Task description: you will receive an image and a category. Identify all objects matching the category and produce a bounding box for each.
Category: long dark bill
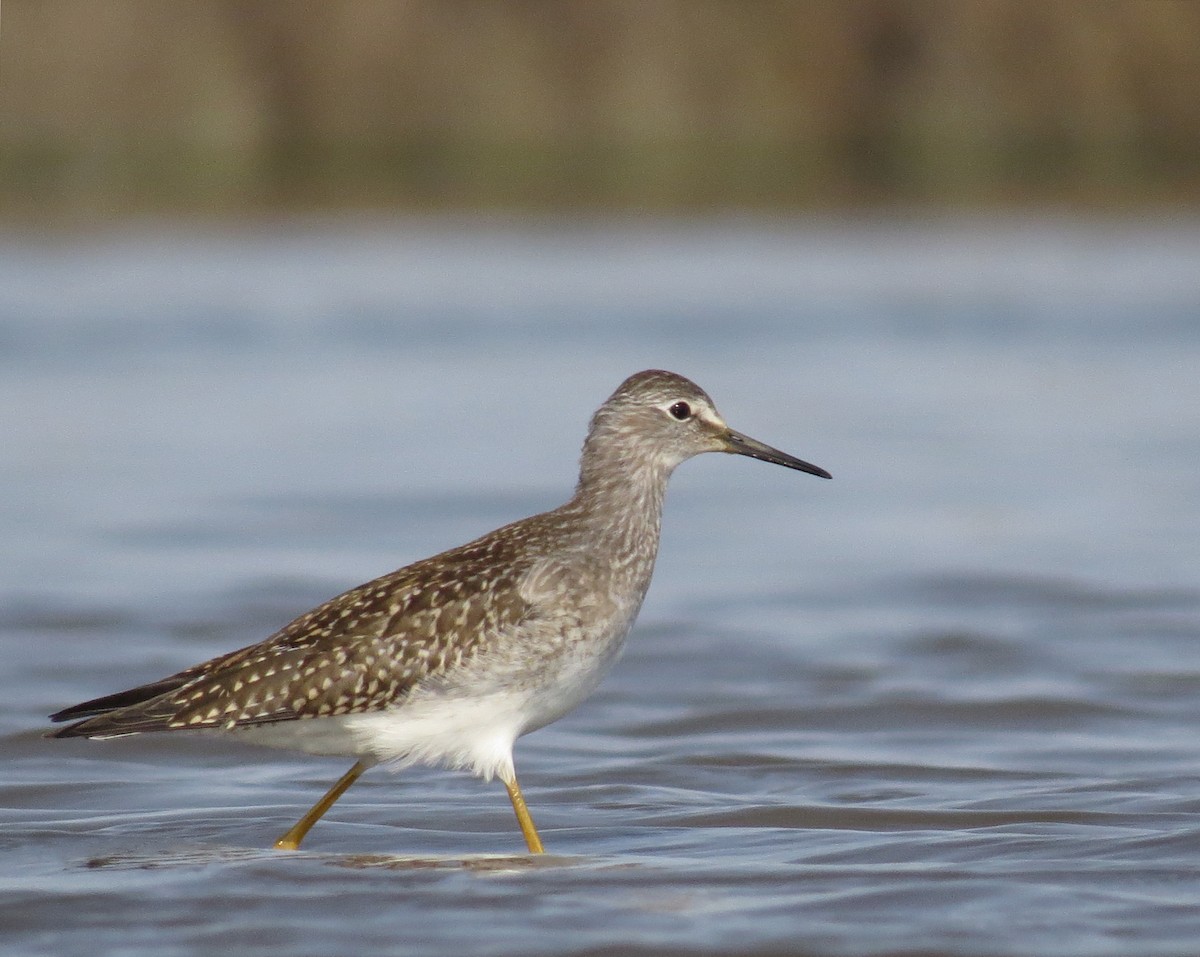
[724,429,832,479]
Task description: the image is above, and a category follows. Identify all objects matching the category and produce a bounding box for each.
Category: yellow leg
[274,760,369,851]
[502,773,545,854]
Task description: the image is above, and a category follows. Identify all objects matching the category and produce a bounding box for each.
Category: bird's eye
[669,401,692,420]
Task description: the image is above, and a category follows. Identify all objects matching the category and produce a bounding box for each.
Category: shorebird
[48,370,830,853]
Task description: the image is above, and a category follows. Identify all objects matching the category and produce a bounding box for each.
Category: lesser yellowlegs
[48,370,830,853]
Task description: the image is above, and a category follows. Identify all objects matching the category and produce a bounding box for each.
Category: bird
[48,369,830,854]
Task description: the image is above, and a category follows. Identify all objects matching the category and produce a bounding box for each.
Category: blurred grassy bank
[4,0,1200,220]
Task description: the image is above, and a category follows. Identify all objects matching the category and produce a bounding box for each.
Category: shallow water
[3,215,1200,956]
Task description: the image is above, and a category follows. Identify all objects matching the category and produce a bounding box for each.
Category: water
[3,215,1199,956]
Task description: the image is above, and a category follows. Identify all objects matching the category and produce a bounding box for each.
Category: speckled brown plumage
[48,369,830,852]
[52,532,538,736]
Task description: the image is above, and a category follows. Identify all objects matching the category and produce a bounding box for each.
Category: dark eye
[669,401,692,420]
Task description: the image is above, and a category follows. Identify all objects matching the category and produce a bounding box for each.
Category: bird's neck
[569,447,671,567]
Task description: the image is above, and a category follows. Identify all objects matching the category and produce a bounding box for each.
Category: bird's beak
[722,429,832,479]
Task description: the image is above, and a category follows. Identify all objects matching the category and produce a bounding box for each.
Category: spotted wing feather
[48,531,535,739]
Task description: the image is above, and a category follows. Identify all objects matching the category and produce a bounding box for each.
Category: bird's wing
[48,542,534,739]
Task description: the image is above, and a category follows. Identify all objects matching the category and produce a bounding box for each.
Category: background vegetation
[4,0,1200,219]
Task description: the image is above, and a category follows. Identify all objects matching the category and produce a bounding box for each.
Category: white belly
[234,608,635,782]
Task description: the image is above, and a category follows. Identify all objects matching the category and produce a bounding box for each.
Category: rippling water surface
[3,216,1200,956]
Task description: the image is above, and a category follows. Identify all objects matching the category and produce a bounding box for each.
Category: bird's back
[48,512,563,739]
